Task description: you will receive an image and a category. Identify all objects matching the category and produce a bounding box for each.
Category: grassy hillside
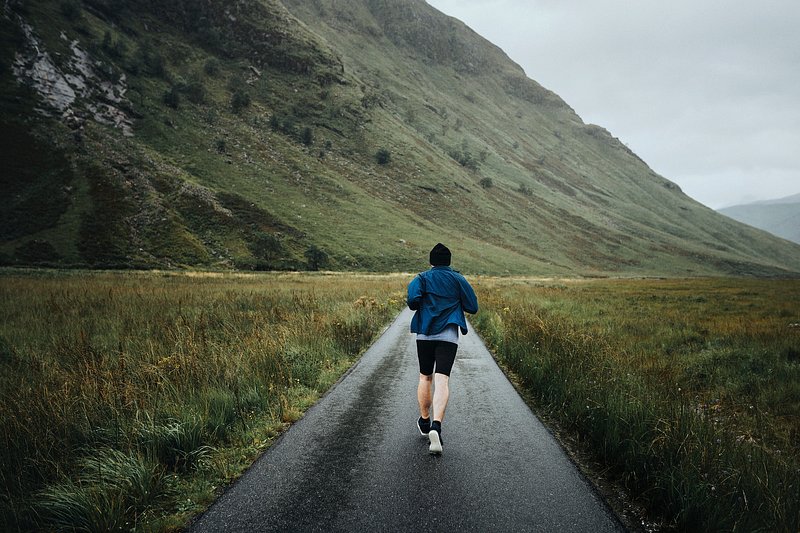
[3,0,800,276]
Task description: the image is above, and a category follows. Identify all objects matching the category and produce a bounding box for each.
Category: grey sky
[426,0,800,209]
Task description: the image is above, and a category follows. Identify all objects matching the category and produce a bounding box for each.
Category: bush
[101,31,126,59]
[375,148,391,165]
[448,147,479,171]
[163,87,180,109]
[269,114,318,147]
[479,177,494,189]
[300,127,314,146]
[230,90,251,114]
[249,232,282,263]
[60,0,82,21]
[14,240,61,264]
[203,58,220,76]
[304,245,328,271]
[135,42,166,78]
[182,80,206,105]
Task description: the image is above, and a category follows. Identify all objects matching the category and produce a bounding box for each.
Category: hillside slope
[2,0,800,276]
[719,194,800,245]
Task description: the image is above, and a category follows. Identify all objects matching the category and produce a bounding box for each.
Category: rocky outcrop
[10,12,134,136]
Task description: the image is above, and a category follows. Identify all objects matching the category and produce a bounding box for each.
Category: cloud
[427,0,800,208]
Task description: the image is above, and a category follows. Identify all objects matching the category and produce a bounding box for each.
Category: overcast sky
[426,0,800,209]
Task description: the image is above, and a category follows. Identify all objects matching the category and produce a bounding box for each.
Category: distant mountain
[719,194,800,245]
[749,193,800,206]
[3,0,800,276]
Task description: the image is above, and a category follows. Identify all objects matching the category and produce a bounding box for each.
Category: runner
[407,243,478,454]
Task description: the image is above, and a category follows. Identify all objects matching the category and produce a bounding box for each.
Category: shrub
[479,177,493,189]
[60,0,82,21]
[230,90,251,114]
[249,232,282,263]
[300,127,314,146]
[268,114,281,131]
[101,31,126,59]
[135,42,166,78]
[14,240,61,264]
[517,184,533,196]
[269,114,318,145]
[448,147,479,171]
[203,58,220,76]
[375,148,391,165]
[304,245,328,271]
[163,86,180,109]
[182,79,206,105]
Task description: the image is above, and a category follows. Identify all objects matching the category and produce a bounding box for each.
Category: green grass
[473,277,800,531]
[4,270,799,530]
[0,269,406,531]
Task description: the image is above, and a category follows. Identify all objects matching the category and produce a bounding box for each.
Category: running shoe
[417,417,431,436]
[429,421,443,454]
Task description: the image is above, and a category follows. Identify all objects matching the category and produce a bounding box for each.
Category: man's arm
[407,274,424,310]
[459,277,479,314]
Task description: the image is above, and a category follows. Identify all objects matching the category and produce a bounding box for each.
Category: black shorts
[416,340,458,377]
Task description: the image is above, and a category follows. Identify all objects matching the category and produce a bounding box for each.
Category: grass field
[472,277,800,531]
[2,271,798,531]
[0,269,406,531]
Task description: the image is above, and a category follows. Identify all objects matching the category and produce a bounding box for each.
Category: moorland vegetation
[0,270,405,530]
[474,277,800,531]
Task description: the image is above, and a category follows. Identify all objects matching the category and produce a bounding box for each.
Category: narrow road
[189,309,625,532]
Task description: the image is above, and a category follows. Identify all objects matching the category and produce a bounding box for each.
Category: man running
[407,243,478,454]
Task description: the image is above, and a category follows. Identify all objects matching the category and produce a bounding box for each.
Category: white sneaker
[428,429,442,455]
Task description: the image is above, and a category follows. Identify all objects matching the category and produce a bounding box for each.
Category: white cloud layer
[427,0,800,209]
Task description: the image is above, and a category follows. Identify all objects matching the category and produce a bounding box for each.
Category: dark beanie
[430,243,451,266]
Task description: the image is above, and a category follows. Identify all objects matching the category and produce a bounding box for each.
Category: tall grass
[473,278,800,531]
[0,270,405,531]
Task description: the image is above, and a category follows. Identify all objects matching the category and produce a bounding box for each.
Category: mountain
[3,0,800,276]
[719,194,800,245]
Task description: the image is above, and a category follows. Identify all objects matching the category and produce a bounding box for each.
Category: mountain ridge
[726,192,800,207]
[719,194,800,245]
[2,0,800,276]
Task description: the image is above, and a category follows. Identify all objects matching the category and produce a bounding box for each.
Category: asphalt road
[189,308,625,532]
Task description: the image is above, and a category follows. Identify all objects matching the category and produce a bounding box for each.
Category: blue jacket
[407,266,478,335]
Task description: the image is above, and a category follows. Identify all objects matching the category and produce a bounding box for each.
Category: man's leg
[429,373,449,454]
[416,341,436,435]
[428,342,456,454]
[432,373,450,422]
[417,373,433,418]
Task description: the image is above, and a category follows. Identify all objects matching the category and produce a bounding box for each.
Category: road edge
[468,327,652,533]
[183,309,407,531]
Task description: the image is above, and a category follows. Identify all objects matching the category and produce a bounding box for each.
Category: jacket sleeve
[459,277,479,314]
[407,274,424,310]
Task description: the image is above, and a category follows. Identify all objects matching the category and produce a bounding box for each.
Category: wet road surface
[189,308,625,532]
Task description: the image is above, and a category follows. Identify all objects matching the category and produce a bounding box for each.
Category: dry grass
[0,269,405,531]
[473,277,800,532]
